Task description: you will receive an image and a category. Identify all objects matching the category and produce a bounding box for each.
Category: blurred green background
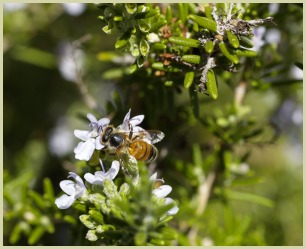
[3,3,302,246]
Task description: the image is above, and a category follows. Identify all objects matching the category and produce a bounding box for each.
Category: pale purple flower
[74,113,110,161]
[84,160,120,184]
[251,26,266,52]
[55,172,86,209]
[119,109,144,132]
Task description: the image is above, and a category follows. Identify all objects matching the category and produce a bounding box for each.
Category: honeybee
[100,125,165,179]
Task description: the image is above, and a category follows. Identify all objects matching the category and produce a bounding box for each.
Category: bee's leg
[128,123,133,139]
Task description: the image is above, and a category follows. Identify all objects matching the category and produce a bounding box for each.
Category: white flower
[74,113,110,161]
[55,172,86,209]
[119,109,144,132]
[146,33,160,43]
[151,175,179,216]
[84,160,120,184]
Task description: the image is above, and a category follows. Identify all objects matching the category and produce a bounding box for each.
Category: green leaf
[159,226,177,240]
[138,19,151,33]
[43,178,55,201]
[239,35,254,48]
[135,231,147,245]
[188,3,198,14]
[102,25,115,35]
[183,71,195,89]
[152,62,165,70]
[119,183,130,197]
[28,226,45,245]
[158,215,173,225]
[226,190,274,208]
[89,209,104,225]
[218,42,239,64]
[216,3,229,14]
[11,46,56,69]
[103,179,118,198]
[28,190,46,209]
[192,143,202,166]
[9,222,27,244]
[169,36,200,48]
[113,16,123,21]
[151,43,167,51]
[234,48,257,57]
[206,69,218,99]
[131,48,140,57]
[166,5,172,23]
[178,3,189,23]
[125,3,137,14]
[115,31,131,50]
[102,68,124,79]
[226,30,240,48]
[231,177,264,187]
[204,40,214,53]
[137,56,146,68]
[182,54,201,64]
[63,215,78,225]
[135,9,159,19]
[139,39,150,56]
[149,19,167,32]
[79,215,95,229]
[149,238,165,246]
[204,4,214,20]
[126,64,138,74]
[73,203,87,213]
[189,14,217,32]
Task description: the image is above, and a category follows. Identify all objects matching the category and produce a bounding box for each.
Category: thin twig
[188,170,217,245]
[196,170,217,215]
[70,35,98,110]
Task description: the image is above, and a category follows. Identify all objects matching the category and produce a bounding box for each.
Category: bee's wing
[117,151,139,181]
[144,130,165,144]
[116,130,165,144]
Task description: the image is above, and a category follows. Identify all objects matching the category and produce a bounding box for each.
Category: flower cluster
[55,110,179,241]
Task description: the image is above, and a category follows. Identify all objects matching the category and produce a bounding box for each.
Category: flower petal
[94,171,107,182]
[74,130,91,140]
[123,109,131,123]
[84,172,98,184]
[74,139,95,161]
[95,137,104,150]
[74,142,84,154]
[55,194,76,209]
[60,180,76,195]
[68,172,85,188]
[153,185,172,198]
[105,160,120,180]
[165,197,179,215]
[97,118,110,128]
[129,115,144,126]
[87,113,97,123]
[150,172,158,181]
[85,171,105,184]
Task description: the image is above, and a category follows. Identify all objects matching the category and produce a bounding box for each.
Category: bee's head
[101,125,114,143]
